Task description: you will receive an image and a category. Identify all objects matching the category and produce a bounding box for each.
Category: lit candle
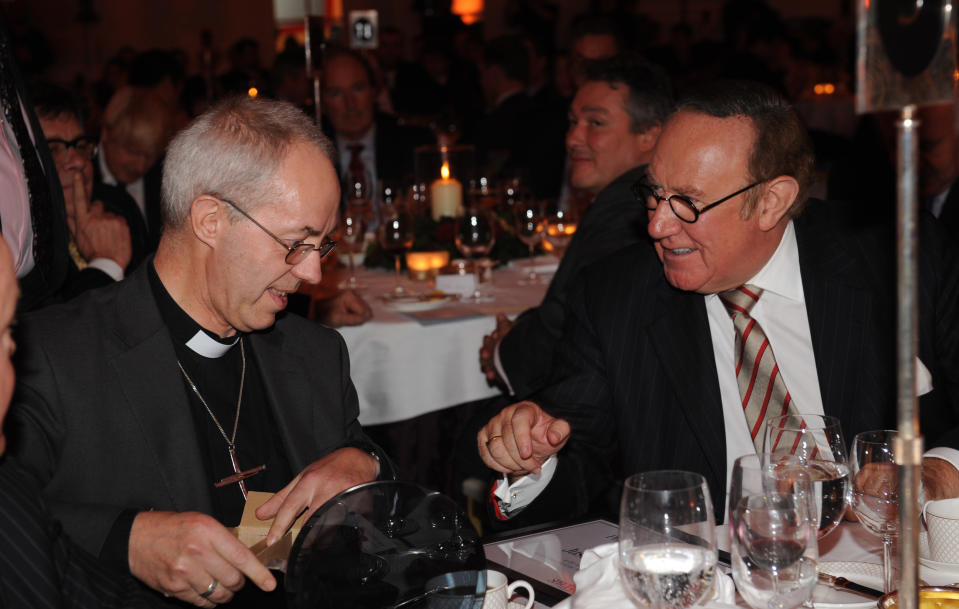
[405,250,450,280]
[430,161,462,221]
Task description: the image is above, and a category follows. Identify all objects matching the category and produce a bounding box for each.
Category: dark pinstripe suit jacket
[499,166,648,398]
[508,199,959,526]
[0,460,158,608]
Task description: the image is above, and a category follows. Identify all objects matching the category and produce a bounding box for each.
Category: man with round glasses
[478,80,959,526]
[9,96,389,607]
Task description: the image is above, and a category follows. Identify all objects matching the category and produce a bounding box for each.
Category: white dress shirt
[495,220,947,517]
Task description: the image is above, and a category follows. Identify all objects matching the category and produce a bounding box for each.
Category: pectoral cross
[214,445,265,500]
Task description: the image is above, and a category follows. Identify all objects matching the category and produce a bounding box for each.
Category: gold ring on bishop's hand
[486,435,503,448]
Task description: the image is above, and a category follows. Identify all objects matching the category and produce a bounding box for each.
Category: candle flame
[248,87,259,98]
[441,161,450,180]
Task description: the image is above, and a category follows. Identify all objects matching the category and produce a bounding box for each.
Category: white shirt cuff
[492,341,515,396]
[925,447,959,472]
[492,455,558,517]
[87,258,124,282]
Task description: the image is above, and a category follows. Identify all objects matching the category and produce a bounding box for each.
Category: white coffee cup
[484,570,535,609]
[923,497,959,563]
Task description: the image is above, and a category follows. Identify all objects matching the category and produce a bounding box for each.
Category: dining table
[484,519,959,609]
[330,259,554,426]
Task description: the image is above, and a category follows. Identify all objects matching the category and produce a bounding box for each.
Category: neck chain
[177,338,264,499]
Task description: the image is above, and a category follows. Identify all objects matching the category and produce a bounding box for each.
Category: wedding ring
[486,434,502,448]
[200,578,219,599]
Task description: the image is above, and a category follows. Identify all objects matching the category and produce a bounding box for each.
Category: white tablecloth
[337,265,549,425]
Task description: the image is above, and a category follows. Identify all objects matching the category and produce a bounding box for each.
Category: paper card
[228,491,310,572]
[435,273,476,298]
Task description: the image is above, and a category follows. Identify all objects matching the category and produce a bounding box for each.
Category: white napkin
[552,542,737,609]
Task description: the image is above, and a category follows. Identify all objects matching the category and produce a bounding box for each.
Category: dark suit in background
[0,460,160,608]
[500,166,648,398]
[506,200,959,527]
[325,112,434,186]
[9,262,376,558]
[93,158,163,254]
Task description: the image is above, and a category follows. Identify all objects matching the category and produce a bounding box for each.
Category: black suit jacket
[506,199,959,526]
[92,157,163,254]
[500,166,648,398]
[325,113,434,187]
[8,262,376,558]
[0,460,160,608]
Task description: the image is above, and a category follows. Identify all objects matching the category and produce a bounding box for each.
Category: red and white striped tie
[720,285,800,453]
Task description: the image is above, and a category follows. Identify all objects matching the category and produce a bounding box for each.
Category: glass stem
[347,250,356,286]
[527,244,536,280]
[882,536,894,593]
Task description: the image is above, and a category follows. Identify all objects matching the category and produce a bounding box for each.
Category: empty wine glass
[763,414,850,539]
[514,199,545,285]
[338,202,367,290]
[378,201,415,298]
[455,208,495,302]
[849,430,899,593]
[544,208,576,259]
[618,470,717,609]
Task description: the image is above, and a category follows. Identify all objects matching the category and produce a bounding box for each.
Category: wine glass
[729,455,818,609]
[469,174,499,210]
[378,201,415,298]
[763,414,850,539]
[849,430,899,593]
[338,202,367,290]
[514,199,545,285]
[618,470,717,609]
[455,208,495,302]
[543,208,576,259]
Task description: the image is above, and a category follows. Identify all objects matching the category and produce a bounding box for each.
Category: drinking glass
[378,201,415,298]
[455,208,495,302]
[763,414,850,539]
[514,199,545,285]
[338,202,367,290]
[618,470,717,609]
[543,209,576,259]
[728,454,818,609]
[849,430,899,593]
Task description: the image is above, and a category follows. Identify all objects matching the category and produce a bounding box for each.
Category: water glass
[618,470,717,609]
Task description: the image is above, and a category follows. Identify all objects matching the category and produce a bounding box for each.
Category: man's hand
[479,314,514,390]
[477,401,570,477]
[129,510,276,607]
[314,289,373,327]
[256,447,379,545]
[923,456,959,501]
[72,172,132,270]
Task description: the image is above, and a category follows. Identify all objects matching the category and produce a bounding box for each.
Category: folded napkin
[552,542,737,609]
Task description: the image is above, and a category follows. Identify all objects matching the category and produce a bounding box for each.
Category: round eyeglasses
[633,179,764,223]
[46,136,98,163]
[218,197,337,265]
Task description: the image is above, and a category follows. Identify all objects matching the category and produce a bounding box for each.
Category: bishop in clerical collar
[8,96,388,609]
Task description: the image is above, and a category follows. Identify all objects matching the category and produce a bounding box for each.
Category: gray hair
[161,96,336,229]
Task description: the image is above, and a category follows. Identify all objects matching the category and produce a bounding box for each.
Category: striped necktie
[720,285,799,452]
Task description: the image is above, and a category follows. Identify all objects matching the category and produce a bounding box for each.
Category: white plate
[813,561,885,609]
[381,293,457,312]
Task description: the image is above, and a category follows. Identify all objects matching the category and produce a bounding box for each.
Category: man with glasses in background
[477,80,959,527]
[9,96,389,607]
[32,82,148,298]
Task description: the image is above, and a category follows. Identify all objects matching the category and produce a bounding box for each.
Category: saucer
[919,555,959,574]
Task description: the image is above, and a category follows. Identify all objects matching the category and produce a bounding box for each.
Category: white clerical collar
[185,330,240,358]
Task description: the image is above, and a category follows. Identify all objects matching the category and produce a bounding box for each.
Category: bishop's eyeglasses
[218,197,337,265]
[633,179,764,223]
